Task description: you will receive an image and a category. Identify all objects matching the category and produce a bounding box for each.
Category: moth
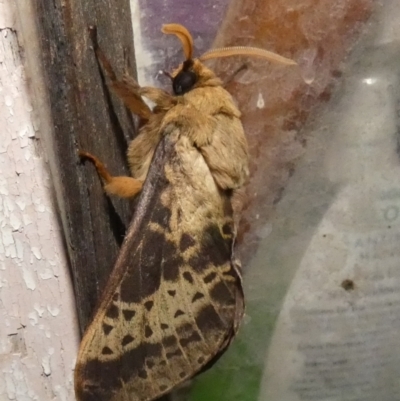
[75,23,295,401]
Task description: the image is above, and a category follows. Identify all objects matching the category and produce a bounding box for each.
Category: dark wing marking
[75,133,244,401]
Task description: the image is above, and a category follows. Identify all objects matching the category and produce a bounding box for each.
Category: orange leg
[79,151,142,198]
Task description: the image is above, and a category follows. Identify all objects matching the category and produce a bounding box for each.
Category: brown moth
[75,24,295,401]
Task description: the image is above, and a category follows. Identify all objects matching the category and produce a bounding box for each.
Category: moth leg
[88,25,152,120]
[79,151,143,198]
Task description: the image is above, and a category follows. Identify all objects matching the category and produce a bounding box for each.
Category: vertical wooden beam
[24,0,137,332]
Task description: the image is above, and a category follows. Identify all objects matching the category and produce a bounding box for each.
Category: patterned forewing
[75,133,244,401]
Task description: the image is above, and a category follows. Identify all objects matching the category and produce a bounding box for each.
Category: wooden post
[18,0,137,332]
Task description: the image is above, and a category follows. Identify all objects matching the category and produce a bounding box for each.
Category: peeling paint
[0,4,78,401]
[47,305,60,317]
[39,269,53,280]
[21,267,36,290]
[1,227,14,246]
[10,214,21,231]
[15,198,25,210]
[33,304,45,317]
[41,354,51,376]
[22,213,32,226]
[15,238,23,259]
[31,247,41,260]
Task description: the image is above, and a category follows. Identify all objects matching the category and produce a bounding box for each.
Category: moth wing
[75,132,244,401]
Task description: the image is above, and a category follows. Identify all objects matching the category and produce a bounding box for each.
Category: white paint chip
[39,269,53,280]
[5,243,16,259]
[18,124,34,140]
[31,247,42,260]
[22,213,33,226]
[257,92,265,109]
[15,238,24,259]
[9,213,21,231]
[15,198,26,210]
[34,303,45,317]
[41,354,51,376]
[22,267,36,290]
[47,305,60,317]
[1,227,14,246]
[19,133,29,148]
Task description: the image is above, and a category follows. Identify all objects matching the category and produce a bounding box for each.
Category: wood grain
[30,0,136,332]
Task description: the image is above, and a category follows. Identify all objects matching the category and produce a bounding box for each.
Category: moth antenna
[162,23,194,60]
[200,46,297,66]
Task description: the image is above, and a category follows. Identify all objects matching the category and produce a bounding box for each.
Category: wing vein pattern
[75,130,244,401]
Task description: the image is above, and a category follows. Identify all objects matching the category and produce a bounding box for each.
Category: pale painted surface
[0,2,79,400]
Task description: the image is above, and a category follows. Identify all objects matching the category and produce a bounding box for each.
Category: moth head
[162,23,297,96]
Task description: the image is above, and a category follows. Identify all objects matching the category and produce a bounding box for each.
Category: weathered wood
[31,0,136,332]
